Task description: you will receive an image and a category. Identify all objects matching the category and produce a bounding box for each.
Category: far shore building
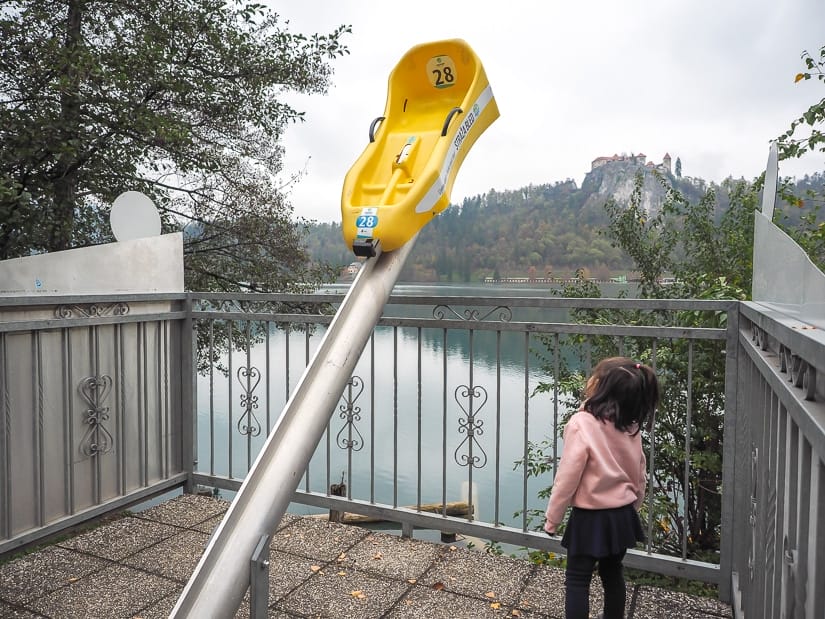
[591,152,672,174]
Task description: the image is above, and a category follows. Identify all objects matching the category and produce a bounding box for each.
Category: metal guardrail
[3,291,824,615]
[0,294,191,556]
[728,302,825,618]
[188,293,735,594]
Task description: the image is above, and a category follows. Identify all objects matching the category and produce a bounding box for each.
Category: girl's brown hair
[583,356,659,435]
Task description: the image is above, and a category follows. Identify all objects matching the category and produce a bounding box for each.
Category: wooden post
[328,473,346,523]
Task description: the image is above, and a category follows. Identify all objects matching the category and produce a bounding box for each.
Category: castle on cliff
[591,152,672,174]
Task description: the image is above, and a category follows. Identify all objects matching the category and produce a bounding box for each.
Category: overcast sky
[271,1,825,223]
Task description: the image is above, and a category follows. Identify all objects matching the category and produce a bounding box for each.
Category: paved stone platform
[0,494,731,618]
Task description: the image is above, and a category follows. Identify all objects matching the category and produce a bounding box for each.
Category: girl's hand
[543,522,555,536]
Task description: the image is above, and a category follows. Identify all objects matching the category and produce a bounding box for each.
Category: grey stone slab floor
[0,494,731,618]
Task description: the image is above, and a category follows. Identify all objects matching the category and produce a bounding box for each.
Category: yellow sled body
[341,39,499,256]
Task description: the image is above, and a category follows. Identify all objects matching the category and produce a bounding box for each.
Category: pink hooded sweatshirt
[544,410,646,534]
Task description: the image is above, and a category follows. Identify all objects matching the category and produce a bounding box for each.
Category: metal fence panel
[0,298,188,555]
[733,302,825,617]
[190,294,733,588]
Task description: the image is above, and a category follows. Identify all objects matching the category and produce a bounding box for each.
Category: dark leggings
[564,550,627,619]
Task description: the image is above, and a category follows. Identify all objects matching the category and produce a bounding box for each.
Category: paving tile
[384,584,514,618]
[498,609,559,619]
[56,517,180,561]
[341,531,441,581]
[0,601,46,618]
[267,550,319,600]
[518,562,638,617]
[519,565,683,618]
[630,585,732,618]
[0,546,108,605]
[269,518,370,562]
[263,611,304,618]
[189,512,224,535]
[131,588,182,619]
[516,562,567,616]
[133,587,253,619]
[190,509,301,536]
[0,494,732,619]
[276,566,407,618]
[134,494,229,528]
[138,551,318,617]
[28,564,178,618]
[275,512,303,530]
[422,546,534,606]
[124,529,210,582]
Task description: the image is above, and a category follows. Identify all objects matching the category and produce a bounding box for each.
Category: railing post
[180,293,196,494]
[719,300,740,604]
[0,331,8,543]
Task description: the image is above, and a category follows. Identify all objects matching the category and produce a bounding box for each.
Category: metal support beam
[249,534,270,619]
[170,238,416,617]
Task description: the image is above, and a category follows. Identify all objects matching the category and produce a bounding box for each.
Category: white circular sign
[110,191,161,242]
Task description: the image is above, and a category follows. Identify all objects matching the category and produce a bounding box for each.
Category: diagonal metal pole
[170,237,416,618]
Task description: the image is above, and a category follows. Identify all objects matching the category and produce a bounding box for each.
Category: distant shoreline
[481,276,631,285]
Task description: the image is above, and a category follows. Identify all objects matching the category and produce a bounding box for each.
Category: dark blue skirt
[561,503,646,558]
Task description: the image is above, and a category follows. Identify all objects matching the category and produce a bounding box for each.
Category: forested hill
[301,165,822,283]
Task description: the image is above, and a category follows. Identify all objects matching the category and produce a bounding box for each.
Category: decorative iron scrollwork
[336,376,364,451]
[454,384,488,468]
[433,304,512,322]
[78,375,114,457]
[782,534,798,617]
[56,303,129,319]
[195,297,336,316]
[748,445,758,581]
[237,366,261,436]
[765,479,777,584]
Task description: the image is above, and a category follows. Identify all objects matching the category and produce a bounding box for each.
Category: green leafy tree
[675,157,682,178]
[778,45,825,159]
[776,45,825,271]
[526,177,758,561]
[777,174,825,270]
[602,174,676,296]
[0,0,350,291]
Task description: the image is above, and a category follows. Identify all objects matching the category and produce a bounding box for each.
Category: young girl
[544,357,659,619]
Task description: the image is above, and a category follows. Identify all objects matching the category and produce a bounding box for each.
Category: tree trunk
[49,0,84,251]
